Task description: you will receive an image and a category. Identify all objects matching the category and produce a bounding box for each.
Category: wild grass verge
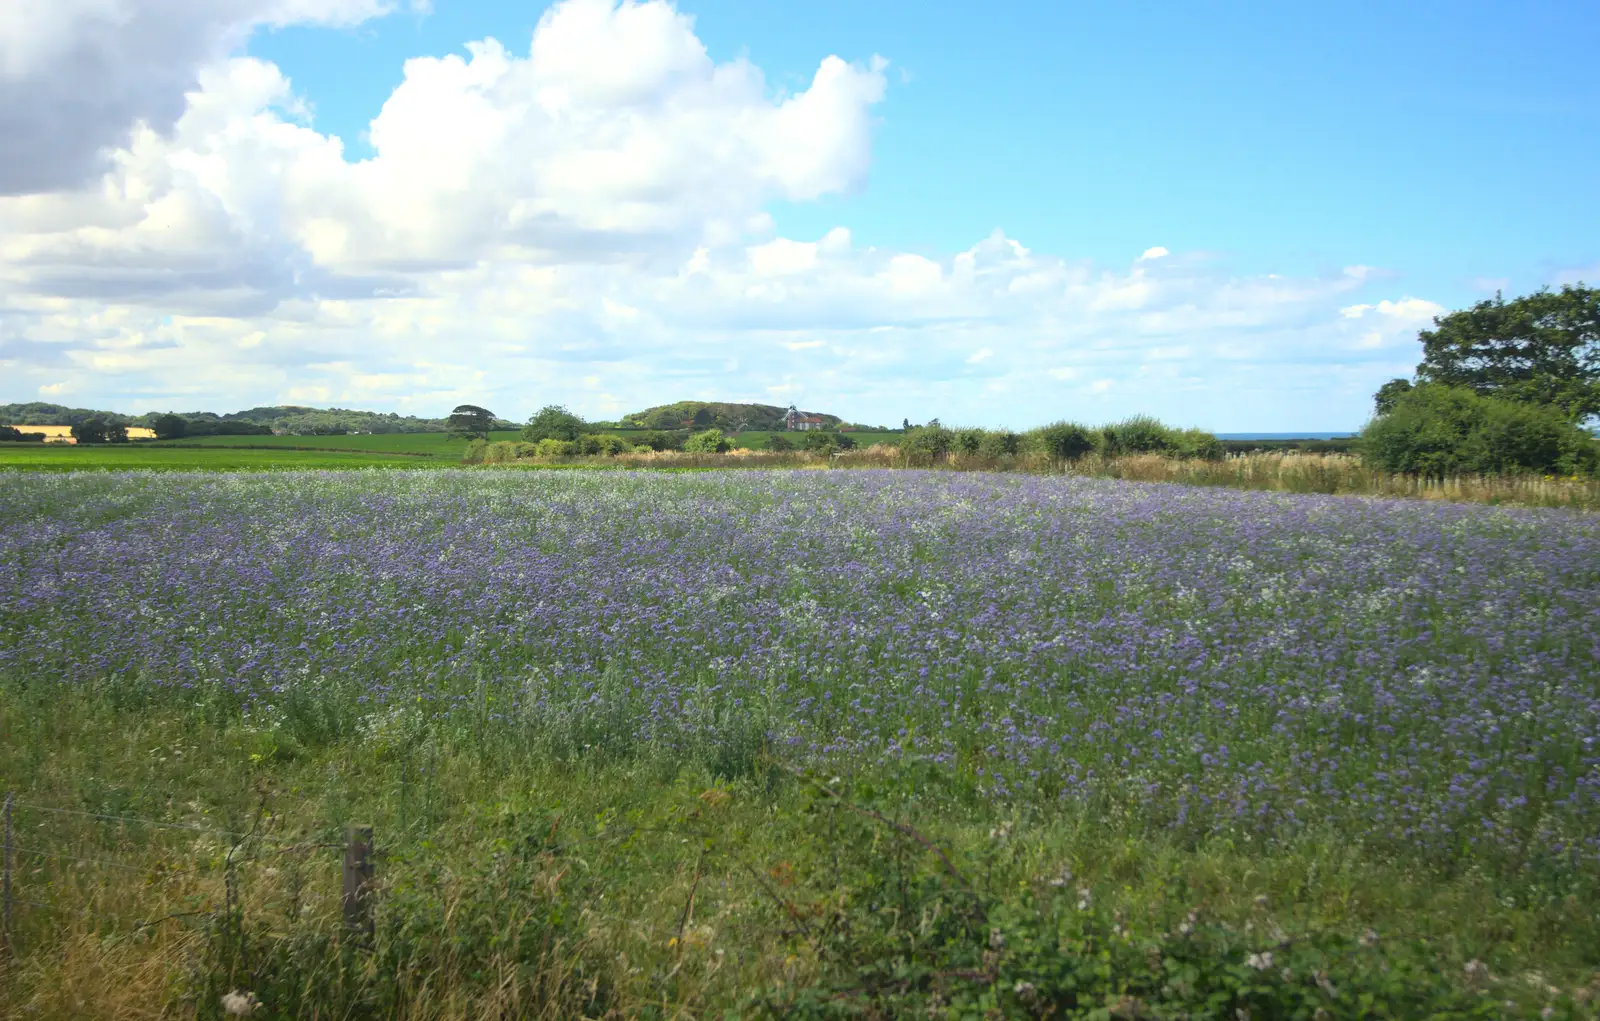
[2,679,1597,1020]
[469,444,1600,511]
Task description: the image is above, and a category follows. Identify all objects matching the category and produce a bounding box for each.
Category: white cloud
[0,0,421,195]
[0,0,1451,431]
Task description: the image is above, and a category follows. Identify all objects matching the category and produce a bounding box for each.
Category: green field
[0,443,462,470]
[146,430,524,453]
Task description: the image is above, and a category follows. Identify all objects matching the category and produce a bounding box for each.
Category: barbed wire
[12,800,335,848]
[12,845,157,873]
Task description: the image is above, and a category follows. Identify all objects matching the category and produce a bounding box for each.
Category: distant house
[784,406,826,432]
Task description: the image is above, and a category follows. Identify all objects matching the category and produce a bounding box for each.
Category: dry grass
[474,444,1600,511]
[1080,451,1600,510]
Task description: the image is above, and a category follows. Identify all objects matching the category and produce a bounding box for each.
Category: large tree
[520,405,586,443]
[446,404,496,442]
[150,413,188,440]
[1412,284,1599,421]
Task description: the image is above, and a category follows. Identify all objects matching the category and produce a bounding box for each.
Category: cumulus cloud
[0,0,421,195]
[0,0,1445,430]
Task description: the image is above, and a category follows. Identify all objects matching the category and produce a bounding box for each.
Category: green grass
[4,679,1589,1020]
[0,443,459,471]
[146,430,524,453]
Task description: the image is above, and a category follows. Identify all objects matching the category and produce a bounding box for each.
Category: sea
[1216,432,1357,441]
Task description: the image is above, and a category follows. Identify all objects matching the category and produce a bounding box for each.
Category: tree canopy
[521,405,587,443]
[1413,284,1599,421]
[446,405,496,442]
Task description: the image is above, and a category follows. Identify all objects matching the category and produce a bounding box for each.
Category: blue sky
[250,0,1600,300]
[3,0,1597,429]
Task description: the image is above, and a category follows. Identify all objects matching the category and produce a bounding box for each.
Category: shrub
[900,424,955,462]
[1172,427,1226,460]
[954,428,985,456]
[684,428,731,453]
[1362,384,1599,477]
[803,430,854,453]
[767,434,795,452]
[535,438,578,457]
[1099,414,1173,455]
[976,429,1020,459]
[1027,421,1095,463]
[632,430,678,451]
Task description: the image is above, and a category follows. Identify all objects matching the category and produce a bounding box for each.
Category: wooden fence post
[3,792,12,957]
[342,824,374,944]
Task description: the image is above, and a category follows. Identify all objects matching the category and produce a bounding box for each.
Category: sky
[2,0,1597,430]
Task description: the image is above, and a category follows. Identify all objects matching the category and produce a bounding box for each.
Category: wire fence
[0,789,375,960]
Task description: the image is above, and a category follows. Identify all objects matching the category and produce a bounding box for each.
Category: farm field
[144,430,525,454]
[0,441,480,470]
[2,469,1598,1018]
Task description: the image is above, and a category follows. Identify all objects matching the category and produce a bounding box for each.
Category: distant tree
[1413,284,1600,422]
[104,421,129,443]
[1373,378,1413,416]
[691,407,715,429]
[767,434,795,452]
[70,417,109,444]
[447,404,496,441]
[902,418,911,431]
[0,426,25,442]
[150,413,188,440]
[521,405,586,443]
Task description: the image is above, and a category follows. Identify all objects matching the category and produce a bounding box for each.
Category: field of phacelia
[2,468,1598,1017]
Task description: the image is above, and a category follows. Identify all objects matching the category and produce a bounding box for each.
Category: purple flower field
[3,469,1598,873]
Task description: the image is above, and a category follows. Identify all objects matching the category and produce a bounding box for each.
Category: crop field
[2,469,1598,1018]
[144,430,525,454]
[0,441,476,470]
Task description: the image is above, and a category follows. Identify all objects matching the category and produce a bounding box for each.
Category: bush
[1099,414,1173,455]
[953,428,985,456]
[1362,384,1599,477]
[1026,421,1095,463]
[535,438,578,457]
[767,434,795,452]
[0,426,44,442]
[803,430,854,453]
[900,424,955,462]
[1172,427,1226,460]
[976,429,1020,459]
[684,428,731,453]
[632,430,679,452]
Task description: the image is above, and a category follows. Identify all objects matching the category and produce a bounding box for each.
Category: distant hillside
[0,403,516,436]
[620,401,842,432]
[0,402,138,427]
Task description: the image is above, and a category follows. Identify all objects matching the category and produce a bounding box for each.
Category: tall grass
[470,443,1600,510]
